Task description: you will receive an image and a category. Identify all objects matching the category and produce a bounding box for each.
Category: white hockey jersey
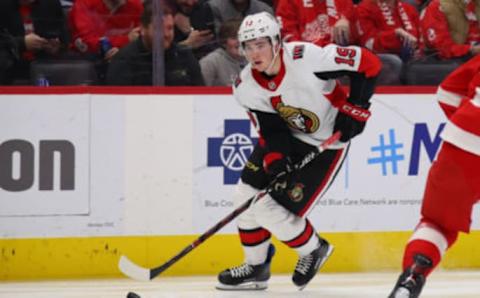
[233,41,381,150]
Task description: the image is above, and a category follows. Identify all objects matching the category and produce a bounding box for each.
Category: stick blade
[118,255,152,281]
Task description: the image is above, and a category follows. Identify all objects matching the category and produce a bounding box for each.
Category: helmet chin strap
[264,39,281,75]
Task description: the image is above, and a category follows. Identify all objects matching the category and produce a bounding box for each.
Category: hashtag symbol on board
[367,129,405,176]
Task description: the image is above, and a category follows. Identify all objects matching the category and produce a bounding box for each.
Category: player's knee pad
[233,180,259,207]
[234,181,261,229]
[253,194,291,226]
[253,195,307,241]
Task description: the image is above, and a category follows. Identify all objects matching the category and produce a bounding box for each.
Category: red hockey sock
[402,239,441,277]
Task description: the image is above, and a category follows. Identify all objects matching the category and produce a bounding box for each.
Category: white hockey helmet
[238,12,281,50]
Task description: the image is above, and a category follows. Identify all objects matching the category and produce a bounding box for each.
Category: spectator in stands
[258,0,278,10]
[358,0,422,60]
[69,0,143,60]
[209,0,274,35]
[0,0,68,84]
[0,29,19,85]
[357,0,421,84]
[106,0,204,86]
[199,19,246,86]
[276,0,358,47]
[172,0,215,59]
[60,0,74,9]
[421,0,480,59]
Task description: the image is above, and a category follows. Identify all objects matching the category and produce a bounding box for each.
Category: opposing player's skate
[216,244,275,290]
[292,237,333,290]
[389,254,433,298]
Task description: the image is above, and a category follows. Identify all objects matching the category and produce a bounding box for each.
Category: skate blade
[318,244,334,269]
[216,281,268,291]
[297,284,308,291]
[297,244,335,291]
[390,287,411,298]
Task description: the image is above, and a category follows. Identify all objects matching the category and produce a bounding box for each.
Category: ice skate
[216,244,275,291]
[389,254,433,298]
[292,237,333,290]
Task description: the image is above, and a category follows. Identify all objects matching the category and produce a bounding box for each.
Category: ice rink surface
[1,271,479,298]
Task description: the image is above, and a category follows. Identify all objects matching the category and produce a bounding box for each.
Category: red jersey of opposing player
[400,55,480,281]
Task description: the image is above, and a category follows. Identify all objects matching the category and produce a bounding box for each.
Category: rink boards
[0,86,479,280]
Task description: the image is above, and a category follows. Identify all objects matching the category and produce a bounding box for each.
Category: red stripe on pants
[239,228,271,246]
[284,220,314,248]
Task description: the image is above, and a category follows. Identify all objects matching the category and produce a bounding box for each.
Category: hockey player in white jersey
[216,12,382,291]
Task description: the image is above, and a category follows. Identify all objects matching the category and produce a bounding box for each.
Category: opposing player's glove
[263,152,295,196]
[334,102,371,142]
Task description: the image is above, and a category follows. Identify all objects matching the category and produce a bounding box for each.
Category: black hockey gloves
[263,152,296,196]
[334,102,371,142]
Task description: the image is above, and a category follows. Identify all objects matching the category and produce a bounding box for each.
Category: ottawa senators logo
[288,183,305,202]
[270,96,320,133]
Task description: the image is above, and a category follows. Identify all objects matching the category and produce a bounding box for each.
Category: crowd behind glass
[0,0,478,87]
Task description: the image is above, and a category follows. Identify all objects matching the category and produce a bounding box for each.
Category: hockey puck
[127,292,141,298]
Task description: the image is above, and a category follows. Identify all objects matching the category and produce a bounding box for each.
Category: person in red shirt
[276,0,358,47]
[421,0,480,59]
[69,0,143,59]
[356,0,421,84]
[389,55,480,298]
[357,0,422,60]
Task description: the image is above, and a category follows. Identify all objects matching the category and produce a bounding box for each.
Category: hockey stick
[119,131,341,281]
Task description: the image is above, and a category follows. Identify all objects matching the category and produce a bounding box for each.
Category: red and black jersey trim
[251,49,286,91]
[283,220,315,248]
[324,81,347,108]
[234,75,242,88]
[239,227,272,247]
[299,147,346,216]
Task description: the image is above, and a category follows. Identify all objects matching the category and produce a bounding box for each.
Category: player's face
[243,37,274,72]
